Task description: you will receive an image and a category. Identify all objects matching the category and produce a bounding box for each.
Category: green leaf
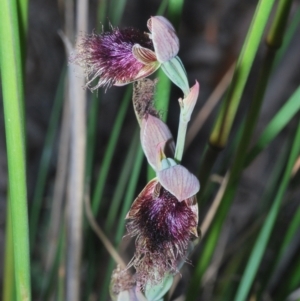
[233,120,300,301]
[145,274,173,301]
[161,56,189,96]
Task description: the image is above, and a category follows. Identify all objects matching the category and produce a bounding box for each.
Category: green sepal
[161,56,189,96]
[160,157,177,170]
[145,274,174,301]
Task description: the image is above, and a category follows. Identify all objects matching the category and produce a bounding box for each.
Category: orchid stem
[175,117,188,162]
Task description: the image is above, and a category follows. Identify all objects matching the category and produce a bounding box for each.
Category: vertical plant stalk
[46,85,70,270]
[174,116,188,162]
[186,63,235,149]
[234,119,300,301]
[66,56,86,301]
[187,0,293,297]
[30,67,65,248]
[84,194,126,268]
[198,0,276,192]
[64,0,88,299]
[0,0,31,300]
[91,87,132,214]
[3,202,15,301]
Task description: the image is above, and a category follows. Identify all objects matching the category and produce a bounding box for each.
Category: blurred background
[1,0,300,300]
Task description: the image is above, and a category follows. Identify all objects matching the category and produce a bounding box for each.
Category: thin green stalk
[108,0,126,25]
[221,137,290,300]
[189,0,293,295]
[39,224,65,301]
[245,85,300,167]
[115,136,143,243]
[259,195,300,297]
[167,0,185,29]
[209,0,276,147]
[234,120,300,301]
[157,0,169,15]
[99,130,143,301]
[17,0,28,32]
[0,1,31,301]
[56,227,66,301]
[65,0,88,298]
[16,0,28,70]
[97,0,108,25]
[85,92,101,186]
[30,66,65,247]
[3,201,15,301]
[274,204,300,268]
[274,252,300,300]
[91,86,132,214]
[105,130,140,231]
[174,119,187,162]
[198,0,276,188]
[273,5,300,69]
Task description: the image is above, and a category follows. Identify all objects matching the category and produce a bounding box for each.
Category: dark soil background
[1,0,300,299]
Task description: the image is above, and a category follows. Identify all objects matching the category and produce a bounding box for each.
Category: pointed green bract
[161,56,189,96]
[145,274,173,301]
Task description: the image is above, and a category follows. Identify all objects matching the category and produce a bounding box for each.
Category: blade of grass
[39,223,65,301]
[261,199,300,297]
[85,92,101,186]
[272,3,300,69]
[186,63,235,149]
[85,127,138,300]
[245,85,300,167]
[108,0,127,25]
[167,0,185,27]
[198,0,276,190]
[91,86,132,214]
[275,252,300,300]
[233,119,300,301]
[115,134,143,243]
[99,129,143,301]
[29,66,65,247]
[85,0,110,187]
[2,201,15,301]
[45,83,70,271]
[0,0,31,300]
[62,0,88,297]
[188,1,293,297]
[85,191,126,268]
[105,127,141,231]
[217,136,291,301]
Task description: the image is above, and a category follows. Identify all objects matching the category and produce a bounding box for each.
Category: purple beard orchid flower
[70,16,179,90]
[126,114,200,286]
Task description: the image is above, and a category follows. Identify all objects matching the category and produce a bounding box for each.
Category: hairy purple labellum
[71,27,159,90]
[126,179,198,285]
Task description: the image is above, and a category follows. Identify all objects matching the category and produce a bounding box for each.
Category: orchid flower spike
[126,114,200,286]
[70,16,181,91]
[140,114,200,201]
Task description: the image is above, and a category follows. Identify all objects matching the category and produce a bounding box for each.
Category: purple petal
[70,28,155,90]
[157,165,200,201]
